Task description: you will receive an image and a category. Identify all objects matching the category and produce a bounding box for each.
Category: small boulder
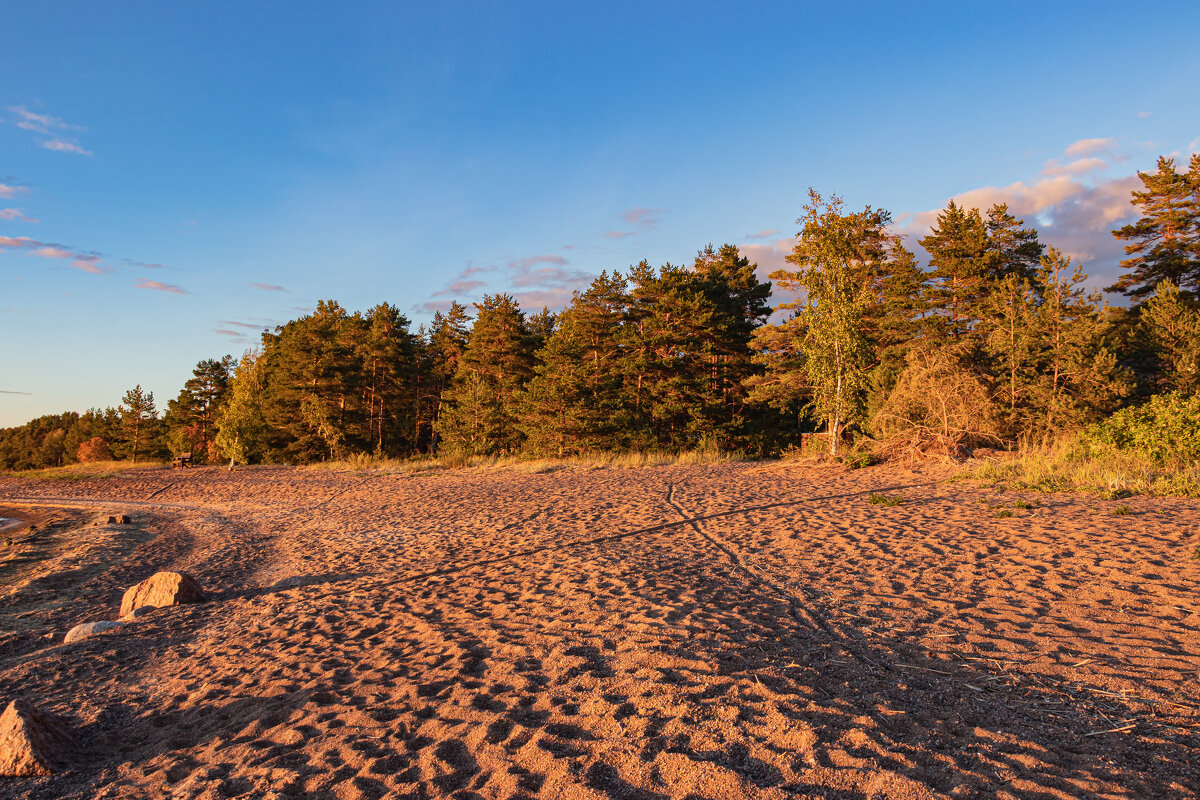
[106,515,132,525]
[0,699,75,776]
[64,620,124,644]
[120,571,206,618]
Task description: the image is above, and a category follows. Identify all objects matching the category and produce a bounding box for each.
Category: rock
[0,699,75,776]
[106,514,132,525]
[63,620,124,644]
[120,571,206,618]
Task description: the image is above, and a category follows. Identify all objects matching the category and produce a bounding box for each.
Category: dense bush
[1086,392,1200,467]
[76,436,114,463]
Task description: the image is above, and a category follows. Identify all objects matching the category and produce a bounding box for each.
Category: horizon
[3,1,1199,427]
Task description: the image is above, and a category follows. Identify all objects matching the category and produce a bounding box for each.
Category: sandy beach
[0,462,1196,799]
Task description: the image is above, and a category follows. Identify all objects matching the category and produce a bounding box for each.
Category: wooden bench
[171,452,193,469]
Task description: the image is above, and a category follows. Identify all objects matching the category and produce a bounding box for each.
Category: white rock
[63,620,124,644]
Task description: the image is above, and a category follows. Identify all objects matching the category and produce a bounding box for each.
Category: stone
[0,699,75,776]
[63,620,124,644]
[106,514,132,525]
[120,571,206,618]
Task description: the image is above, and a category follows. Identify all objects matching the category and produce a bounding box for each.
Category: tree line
[2,154,1197,470]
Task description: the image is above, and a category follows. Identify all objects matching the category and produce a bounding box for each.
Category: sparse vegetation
[12,460,162,481]
[868,493,904,506]
[1113,504,1132,515]
[965,432,1200,498]
[995,509,1014,518]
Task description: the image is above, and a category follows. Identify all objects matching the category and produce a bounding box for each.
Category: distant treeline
[2,155,1197,470]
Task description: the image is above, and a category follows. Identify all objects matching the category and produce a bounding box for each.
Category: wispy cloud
[1064,137,1117,159]
[251,282,290,292]
[744,228,779,241]
[71,254,108,274]
[6,106,91,155]
[1138,111,1152,119]
[433,278,488,297]
[0,183,30,199]
[1041,157,1107,177]
[0,208,37,222]
[0,389,33,395]
[214,329,243,337]
[0,234,167,277]
[604,207,662,239]
[32,246,73,259]
[0,236,112,273]
[135,279,188,295]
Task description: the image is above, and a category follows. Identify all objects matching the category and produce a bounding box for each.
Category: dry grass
[960,437,1200,498]
[9,460,166,481]
[307,448,743,475]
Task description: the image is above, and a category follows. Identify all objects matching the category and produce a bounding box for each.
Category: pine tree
[517,272,631,455]
[983,203,1044,284]
[1030,248,1129,432]
[357,304,418,455]
[260,300,362,461]
[920,201,991,339]
[415,302,471,452]
[120,385,157,463]
[1139,279,1200,394]
[979,272,1039,432]
[1110,154,1200,301]
[436,294,536,455]
[164,356,235,462]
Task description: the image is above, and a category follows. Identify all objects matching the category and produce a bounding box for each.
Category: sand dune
[0,462,1197,799]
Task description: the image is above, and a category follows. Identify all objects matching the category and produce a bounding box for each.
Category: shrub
[1087,392,1200,468]
[873,346,1001,460]
[76,436,113,463]
[868,493,903,506]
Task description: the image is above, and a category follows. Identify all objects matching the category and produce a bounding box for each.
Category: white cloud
[1064,137,1116,158]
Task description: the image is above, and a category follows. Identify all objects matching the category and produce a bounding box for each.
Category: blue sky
[2,1,1199,426]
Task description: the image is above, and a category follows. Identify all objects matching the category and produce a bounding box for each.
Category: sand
[0,462,1196,799]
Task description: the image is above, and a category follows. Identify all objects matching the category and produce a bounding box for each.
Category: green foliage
[215,351,268,465]
[994,509,1014,518]
[1086,392,1200,468]
[1139,280,1200,394]
[1112,504,1132,516]
[867,493,903,506]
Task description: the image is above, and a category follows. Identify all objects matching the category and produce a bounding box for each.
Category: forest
[2,154,1198,475]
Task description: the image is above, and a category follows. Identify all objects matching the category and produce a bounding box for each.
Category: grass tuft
[995,509,1014,518]
[1112,504,1132,516]
[868,493,904,506]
